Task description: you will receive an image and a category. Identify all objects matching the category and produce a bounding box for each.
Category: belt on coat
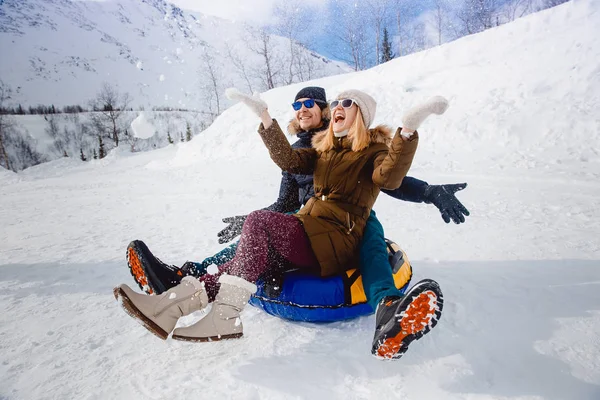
[318,195,370,220]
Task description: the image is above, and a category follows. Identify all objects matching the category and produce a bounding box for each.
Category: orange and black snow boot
[126,240,199,295]
[371,279,443,360]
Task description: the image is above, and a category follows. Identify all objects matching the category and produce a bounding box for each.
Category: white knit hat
[336,89,377,128]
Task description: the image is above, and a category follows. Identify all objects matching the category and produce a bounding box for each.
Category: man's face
[295,98,323,131]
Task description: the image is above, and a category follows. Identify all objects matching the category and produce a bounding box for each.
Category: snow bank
[173,0,600,182]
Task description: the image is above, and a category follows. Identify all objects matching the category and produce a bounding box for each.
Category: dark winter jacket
[263,128,320,213]
[263,120,429,214]
[258,119,419,277]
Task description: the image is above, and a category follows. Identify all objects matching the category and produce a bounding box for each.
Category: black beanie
[294,86,327,109]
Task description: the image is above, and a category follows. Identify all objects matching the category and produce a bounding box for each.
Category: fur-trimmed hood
[367,125,393,146]
[312,124,393,149]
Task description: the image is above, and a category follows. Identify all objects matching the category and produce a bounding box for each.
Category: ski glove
[225,88,268,118]
[424,183,470,224]
[401,96,449,138]
[217,215,248,244]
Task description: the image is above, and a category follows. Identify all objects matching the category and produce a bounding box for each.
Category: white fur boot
[172,275,257,342]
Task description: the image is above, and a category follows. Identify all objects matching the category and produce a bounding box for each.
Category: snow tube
[249,239,413,322]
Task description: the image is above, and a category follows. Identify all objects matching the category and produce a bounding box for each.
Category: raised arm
[372,130,419,189]
[226,88,317,175]
[258,119,317,175]
[373,96,449,189]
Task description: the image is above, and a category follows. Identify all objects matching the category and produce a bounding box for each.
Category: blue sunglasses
[292,99,326,111]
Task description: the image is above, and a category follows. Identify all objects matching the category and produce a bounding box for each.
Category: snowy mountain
[1,1,599,399]
[0,0,349,109]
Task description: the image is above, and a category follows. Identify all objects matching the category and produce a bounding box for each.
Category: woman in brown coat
[114,88,446,358]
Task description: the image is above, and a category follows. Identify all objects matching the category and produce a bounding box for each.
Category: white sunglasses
[330,99,355,109]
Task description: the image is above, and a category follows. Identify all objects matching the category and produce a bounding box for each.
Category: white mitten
[225,88,268,118]
[401,96,449,138]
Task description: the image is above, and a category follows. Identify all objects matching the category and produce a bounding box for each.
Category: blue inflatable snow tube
[250,241,413,322]
[197,240,412,322]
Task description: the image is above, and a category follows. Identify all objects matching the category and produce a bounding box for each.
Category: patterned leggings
[199,210,319,301]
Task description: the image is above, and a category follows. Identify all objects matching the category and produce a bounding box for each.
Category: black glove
[424,183,470,224]
[217,215,248,244]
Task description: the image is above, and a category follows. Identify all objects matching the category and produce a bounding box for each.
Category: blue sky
[170,0,441,65]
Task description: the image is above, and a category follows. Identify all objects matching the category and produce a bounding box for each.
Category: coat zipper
[322,139,342,200]
[321,140,355,235]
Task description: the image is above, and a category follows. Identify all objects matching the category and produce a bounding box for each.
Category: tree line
[332,0,571,70]
[0,80,197,172]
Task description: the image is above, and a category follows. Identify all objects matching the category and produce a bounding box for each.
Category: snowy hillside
[0,0,349,109]
[1,1,599,399]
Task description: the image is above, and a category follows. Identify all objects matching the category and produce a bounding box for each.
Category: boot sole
[171,332,243,342]
[373,279,443,360]
[127,246,154,295]
[113,287,169,340]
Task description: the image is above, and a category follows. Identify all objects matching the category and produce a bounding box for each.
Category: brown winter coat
[258,120,418,277]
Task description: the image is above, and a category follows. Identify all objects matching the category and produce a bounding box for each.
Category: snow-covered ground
[1,1,599,399]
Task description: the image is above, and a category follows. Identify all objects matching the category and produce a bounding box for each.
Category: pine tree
[98,136,106,159]
[93,148,98,159]
[185,122,192,141]
[80,148,87,161]
[167,133,174,144]
[17,104,25,115]
[381,27,394,63]
[180,133,185,142]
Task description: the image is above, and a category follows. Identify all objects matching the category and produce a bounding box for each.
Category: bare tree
[368,0,390,65]
[457,0,501,35]
[45,116,60,140]
[394,0,415,57]
[504,0,533,22]
[225,42,254,93]
[0,80,14,170]
[199,50,223,120]
[333,7,370,71]
[543,0,569,7]
[69,113,89,152]
[123,129,138,152]
[406,23,427,54]
[431,0,448,46]
[393,4,427,58]
[6,131,44,171]
[294,45,322,81]
[274,3,302,85]
[0,82,44,171]
[247,26,281,90]
[90,82,131,146]
[273,1,327,83]
[396,8,404,57]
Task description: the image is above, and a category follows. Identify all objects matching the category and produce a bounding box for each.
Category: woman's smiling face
[331,99,358,133]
